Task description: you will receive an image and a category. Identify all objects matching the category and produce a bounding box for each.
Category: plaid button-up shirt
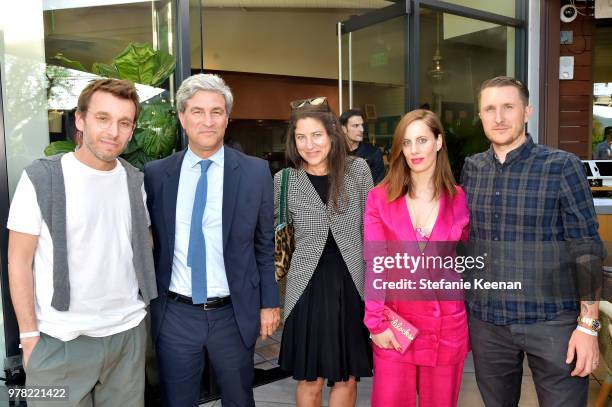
[461,135,605,325]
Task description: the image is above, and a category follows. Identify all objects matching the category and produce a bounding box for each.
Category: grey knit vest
[25,154,157,311]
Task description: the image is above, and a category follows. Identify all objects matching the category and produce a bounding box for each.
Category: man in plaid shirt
[461,76,605,407]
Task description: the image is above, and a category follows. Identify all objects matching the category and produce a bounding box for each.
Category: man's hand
[566,328,600,377]
[260,308,280,341]
[21,336,40,369]
[371,328,402,353]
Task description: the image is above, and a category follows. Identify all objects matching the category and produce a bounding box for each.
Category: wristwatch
[577,316,602,332]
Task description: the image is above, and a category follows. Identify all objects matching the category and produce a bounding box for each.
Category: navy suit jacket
[144,146,279,348]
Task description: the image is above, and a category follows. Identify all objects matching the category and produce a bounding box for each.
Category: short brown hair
[285,105,349,212]
[382,109,456,202]
[478,76,529,109]
[77,79,140,121]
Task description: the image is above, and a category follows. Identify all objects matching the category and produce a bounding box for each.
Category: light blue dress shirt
[170,146,230,298]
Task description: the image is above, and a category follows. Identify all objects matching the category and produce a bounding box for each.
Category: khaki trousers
[25,320,146,407]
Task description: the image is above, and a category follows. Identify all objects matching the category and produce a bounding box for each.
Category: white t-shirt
[7,153,147,341]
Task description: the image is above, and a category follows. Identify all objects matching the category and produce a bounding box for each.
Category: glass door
[338,3,409,168]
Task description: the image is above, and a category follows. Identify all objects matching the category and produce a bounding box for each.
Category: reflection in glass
[593,85,612,160]
[188,2,392,173]
[42,1,179,169]
[342,16,407,172]
[440,0,515,18]
[593,26,612,160]
[420,9,515,178]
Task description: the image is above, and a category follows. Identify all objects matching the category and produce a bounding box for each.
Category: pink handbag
[383,306,419,354]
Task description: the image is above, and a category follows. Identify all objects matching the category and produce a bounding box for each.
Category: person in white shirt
[7,78,157,407]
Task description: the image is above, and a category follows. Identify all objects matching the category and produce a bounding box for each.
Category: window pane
[419,9,516,178]
[2,0,180,191]
[189,1,393,171]
[42,1,179,171]
[439,0,516,18]
[0,0,179,372]
[592,26,612,160]
[344,16,407,169]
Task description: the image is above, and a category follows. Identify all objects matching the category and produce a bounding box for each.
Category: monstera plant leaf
[113,43,175,87]
[52,53,87,72]
[122,137,141,155]
[92,62,120,79]
[44,42,178,163]
[121,149,156,170]
[44,140,76,156]
[135,102,178,157]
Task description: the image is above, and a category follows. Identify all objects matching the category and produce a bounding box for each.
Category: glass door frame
[338,0,528,114]
[0,0,193,361]
[0,64,19,363]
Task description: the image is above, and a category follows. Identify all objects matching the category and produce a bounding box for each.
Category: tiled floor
[201,352,611,406]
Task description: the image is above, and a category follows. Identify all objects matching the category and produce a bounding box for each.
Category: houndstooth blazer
[274,157,374,321]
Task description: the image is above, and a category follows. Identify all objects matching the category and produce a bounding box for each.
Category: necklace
[406,195,437,238]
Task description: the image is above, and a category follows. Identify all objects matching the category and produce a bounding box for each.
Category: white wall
[0,3,50,197]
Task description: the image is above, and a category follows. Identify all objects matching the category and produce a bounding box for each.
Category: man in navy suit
[144,73,280,407]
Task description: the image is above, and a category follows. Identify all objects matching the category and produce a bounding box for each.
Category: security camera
[561,4,578,23]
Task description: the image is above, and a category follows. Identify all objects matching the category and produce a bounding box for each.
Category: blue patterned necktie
[187,159,212,304]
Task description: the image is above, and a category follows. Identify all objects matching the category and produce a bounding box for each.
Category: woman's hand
[371,328,402,352]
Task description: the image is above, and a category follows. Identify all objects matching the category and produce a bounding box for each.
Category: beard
[82,135,125,163]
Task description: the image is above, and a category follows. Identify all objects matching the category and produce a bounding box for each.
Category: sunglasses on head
[289,96,328,110]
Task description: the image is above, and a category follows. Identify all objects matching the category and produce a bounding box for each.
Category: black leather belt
[168,291,232,310]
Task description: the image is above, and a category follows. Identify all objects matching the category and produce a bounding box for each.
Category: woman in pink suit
[363,109,470,407]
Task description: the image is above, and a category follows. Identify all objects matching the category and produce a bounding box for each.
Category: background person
[364,109,470,407]
[594,126,612,159]
[276,99,373,407]
[340,108,385,184]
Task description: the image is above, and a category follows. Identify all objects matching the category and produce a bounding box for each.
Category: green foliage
[444,119,490,180]
[113,43,176,87]
[91,62,120,79]
[44,43,178,169]
[51,53,87,72]
[44,140,76,156]
[136,102,178,158]
[121,149,157,170]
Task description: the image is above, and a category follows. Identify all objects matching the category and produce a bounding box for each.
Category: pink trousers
[371,356,465,407]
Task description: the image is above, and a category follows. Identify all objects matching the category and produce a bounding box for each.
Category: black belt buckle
[203,296,231,310]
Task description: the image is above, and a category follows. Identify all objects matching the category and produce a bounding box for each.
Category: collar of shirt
[184,145,224,171]
[486,133,535,166]
[350,142,362,156]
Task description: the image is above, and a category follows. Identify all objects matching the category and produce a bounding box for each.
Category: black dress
[279,173,373,385]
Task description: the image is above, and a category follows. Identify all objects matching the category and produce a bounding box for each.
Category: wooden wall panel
[559,95,591,109]
[559,80,592,95]
[559,110,590,126]
[560,36,592,52]
[561,19,593,34]
[559,125,590,141]
[559,127,590,142]
[571,66,593,81]
[203,70,340,120]
[558,141,586,156]
[555,9,594,159]
[559,50,592,66]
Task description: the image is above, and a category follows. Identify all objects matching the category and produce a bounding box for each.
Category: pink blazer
[363,184,470,366]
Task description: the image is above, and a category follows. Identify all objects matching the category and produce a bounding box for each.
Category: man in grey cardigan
[7,79,156,406]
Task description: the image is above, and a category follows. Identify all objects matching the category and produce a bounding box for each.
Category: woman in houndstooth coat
[274,100,374,406]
